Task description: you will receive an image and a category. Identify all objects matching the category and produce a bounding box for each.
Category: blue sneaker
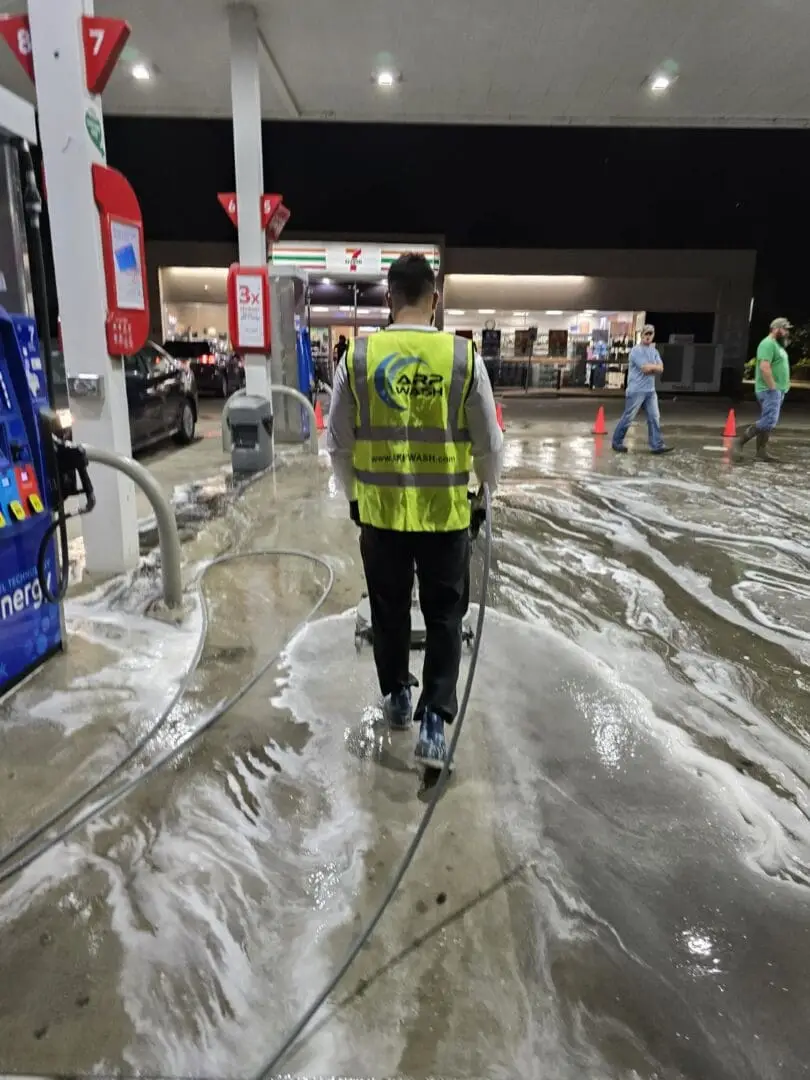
[415,711,447,770]
[383,687,412,730]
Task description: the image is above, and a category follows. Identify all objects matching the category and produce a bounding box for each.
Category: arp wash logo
[374,353,444,411]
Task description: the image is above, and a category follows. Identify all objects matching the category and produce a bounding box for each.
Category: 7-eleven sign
[345,247,364,272]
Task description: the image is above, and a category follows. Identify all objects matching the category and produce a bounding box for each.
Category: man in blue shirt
[611,324,673,455]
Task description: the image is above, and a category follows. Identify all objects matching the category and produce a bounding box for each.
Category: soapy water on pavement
[0,433,809,1077]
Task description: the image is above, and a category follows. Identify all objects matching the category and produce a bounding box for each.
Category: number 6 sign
[227,264,271,353]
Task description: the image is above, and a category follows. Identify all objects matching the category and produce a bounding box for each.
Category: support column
[28,0,139,575]
[228,3,272,400]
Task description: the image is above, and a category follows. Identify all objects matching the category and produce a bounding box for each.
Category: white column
[28,0,139,575]
[228,3,272,400]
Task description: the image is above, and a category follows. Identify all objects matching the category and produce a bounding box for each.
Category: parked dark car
[125,341,198,450]
[161,339,244,397]
[49,340,198,452]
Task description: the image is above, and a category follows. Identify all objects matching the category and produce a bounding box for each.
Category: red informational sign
[267,202,290,241]
[227,264,271,353]
[82,16,131,95]
[260,194,282,230]
[91,163,150,357]
[0,14,34,83]
[218,192,239,227]
[219,193,290,239]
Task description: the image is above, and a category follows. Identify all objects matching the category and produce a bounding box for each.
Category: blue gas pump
[0,308,64,695]
[0,139,94,699]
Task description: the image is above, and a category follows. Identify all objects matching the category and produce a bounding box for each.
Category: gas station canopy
[0,0,807,128]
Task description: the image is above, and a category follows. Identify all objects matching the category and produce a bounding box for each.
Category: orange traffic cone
[592,405,607,436]
[722,409,736,438]
[495,403,505,431]
[314,399,325,433]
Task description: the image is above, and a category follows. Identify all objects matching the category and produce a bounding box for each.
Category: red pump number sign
[227,264,271,353]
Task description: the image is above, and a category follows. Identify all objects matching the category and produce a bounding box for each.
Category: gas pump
[295,325,315,439]
[0,135,94,699]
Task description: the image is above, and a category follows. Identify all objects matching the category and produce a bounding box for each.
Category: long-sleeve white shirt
[326,325,504,500]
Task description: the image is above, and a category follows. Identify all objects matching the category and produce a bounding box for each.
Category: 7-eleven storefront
[156,240,442,359]
[270,241,441,365]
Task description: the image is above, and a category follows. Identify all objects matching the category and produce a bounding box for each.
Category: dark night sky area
[104,118,810,345]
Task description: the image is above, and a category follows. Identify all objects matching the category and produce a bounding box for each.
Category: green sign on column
[84,106,105,160]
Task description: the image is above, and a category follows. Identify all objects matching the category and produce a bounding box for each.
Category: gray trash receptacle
[227,394,274,476]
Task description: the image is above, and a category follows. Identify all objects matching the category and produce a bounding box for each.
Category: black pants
[360,526,470,722]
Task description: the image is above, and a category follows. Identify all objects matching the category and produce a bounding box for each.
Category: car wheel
[173,399,196,445]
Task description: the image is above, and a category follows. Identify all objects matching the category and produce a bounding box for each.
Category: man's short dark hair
[387,254,436,308]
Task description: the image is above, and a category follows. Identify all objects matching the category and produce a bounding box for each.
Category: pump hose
[37,511,72,605]
[0,485,492,1079]
[17,138,73,607]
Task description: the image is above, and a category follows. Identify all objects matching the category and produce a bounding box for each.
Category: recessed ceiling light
[512,310,528,316]
[339,305,352,311]
[311,305,329,313]
[583,309,597,314]
[650,74,672,93]
[374,69,399,89]
[478,308,496,314]
[320,277,333,285]
[132,63,151,81]
[446,309,465,315]
[546,310,564,316]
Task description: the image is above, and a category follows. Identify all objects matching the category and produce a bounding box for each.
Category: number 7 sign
[82,16,130,95]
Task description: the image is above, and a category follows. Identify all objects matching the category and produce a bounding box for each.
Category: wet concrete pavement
[1,400,810,1078]
[66,396,228,551]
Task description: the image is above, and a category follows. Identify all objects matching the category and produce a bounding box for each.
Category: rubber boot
[756,431,777,462]
[733,425,757,461]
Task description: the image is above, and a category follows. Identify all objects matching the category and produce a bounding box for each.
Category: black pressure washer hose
[0,484,492,1077]
[253,483,492,1078]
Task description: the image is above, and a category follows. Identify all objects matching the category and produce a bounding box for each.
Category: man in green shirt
[735,317,792,462]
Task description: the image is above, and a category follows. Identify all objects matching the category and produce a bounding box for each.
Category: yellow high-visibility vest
[347,328,473,532]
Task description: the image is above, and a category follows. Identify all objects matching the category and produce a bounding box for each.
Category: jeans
[612,391,664,451]
[755,389,785,432]
[360,526,470,722]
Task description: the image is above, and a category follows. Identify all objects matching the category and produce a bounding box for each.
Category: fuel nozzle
[36,409,96,604]
[38,407,95,512]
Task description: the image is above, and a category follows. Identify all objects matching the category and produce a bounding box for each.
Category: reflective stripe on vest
[353,469,470,488]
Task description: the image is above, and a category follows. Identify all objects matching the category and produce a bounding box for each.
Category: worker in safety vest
[327,254,503,768]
